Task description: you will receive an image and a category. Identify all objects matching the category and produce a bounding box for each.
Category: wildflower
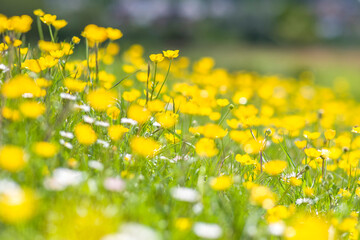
[197,123,227,139]
[88,160,104,170]
[210,175,233,191]
[2,107,20,121]
[352,126,360,134]
[52,19,67,30]
[106,27,123,40]
[33,9,45,16]
[303,131,321,140]
[155,111,178,129]
[20,101,46,118]
[0,188,36,223]
[87,88,117,111]
[170,187,200,202]
[264,160,287,176]
[216,98,230,107]
[103,177,125,192]
[122,89,141,102]
[44,168,84,191]
[175,218,192,231]
[64,78,87,92]
[294,140,306,149]
[163,50,179,59]
[0,43,8,51]
[250,185,276,209]
[285,215,329,240]
[40,14,57,25]
[7,15,33,33]
[0,145,27,172]
[289,177,302,187]
[193,222,222,239]
[127,104,151,124]
[266,205,291,223]
[74,123,97,145]
[195,138,219,157]
[33,142,58,158]
[338,188,351,199]
[303,187,314,197]
[81,24,108,43]
[106,106,120,120]
[38,40,60,52]
[108,125,129,141]
[130,136,160,158]
[237,155,256,167]
[324,129,336,140]
[72,36,80,44]
[1,75,41,99]
[149,53,164,63]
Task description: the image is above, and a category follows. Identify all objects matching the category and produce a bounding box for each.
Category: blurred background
[1,0,360,95]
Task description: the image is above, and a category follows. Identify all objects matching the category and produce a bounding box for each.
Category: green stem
[48,25,55,42]
[155,60,172,99]
[150,63,158,100]
[37,17,44,41]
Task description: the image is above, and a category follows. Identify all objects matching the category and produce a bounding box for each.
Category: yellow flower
[52,19,68,30]
[0,145,27,172]
[33,142,58,158]
[81,24,108,43]
[266,205,291,223]
[72,36,80,44]
[197,123,228,139]
[87,88,117,111]
[289,177,302,187]
[20,101,46,118]
[352,126,360,134]
[338,217,358,233]
[106,106,120,120]
[210,175,233,191]
[74,123,97,145]
[40,14,57,25]
[285,215,329,240]
[127,104,151,124]
[38,40,60,52]
[216,98,230,107]
[175,218,192,231]
[149,53,164,63]
[50,50,64,59]
[130,136,161,158]
[155,111,178,129]
[64,78,87,92]
[324,129,336,140]
[7,15,33,33]
[294,140,306,149]
[304,148,321,158]
[2,107,20,121]
[195,138,218,157]
[163,50,179,59]
[1,75,42,99]
[250,186,276,209]
[303,131,321,140]
[264,160,287,176]
[0,43,8,51]
[108,125,129,141]
[235,154,256,165]
[0,188,36,223]
[33,9,45,17]
[122,89,141,102]
[106,27,123,40]
[304,187,314,197]
[338,188,351,199]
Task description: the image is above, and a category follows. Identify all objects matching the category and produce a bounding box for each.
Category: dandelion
[87,88,117,111]
[0,145,27,172]
[108,125,129,141]
[264,160,287,176]
[19,101,46,118]
[210,175,233,191]
[195,138,219,157]
[127,104,151,124]
[130,136,160,158]
[74,123,97,145]
[33,142,58,158]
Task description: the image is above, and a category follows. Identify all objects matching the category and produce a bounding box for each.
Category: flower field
[1,10,360,240]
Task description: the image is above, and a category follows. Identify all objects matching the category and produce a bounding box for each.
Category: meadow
[0,10,360,240]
